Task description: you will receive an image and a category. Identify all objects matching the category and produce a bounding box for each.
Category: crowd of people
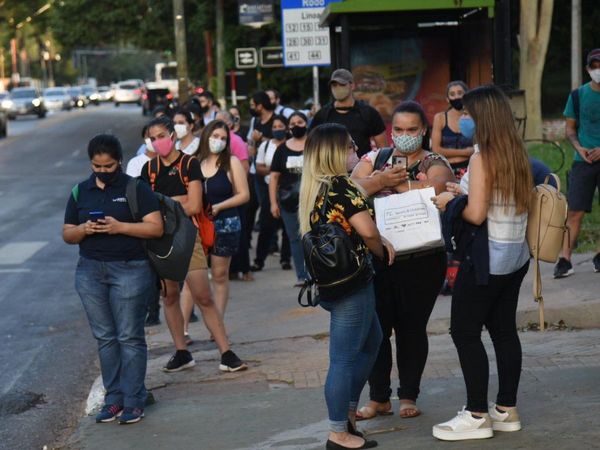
[63,49,599,448]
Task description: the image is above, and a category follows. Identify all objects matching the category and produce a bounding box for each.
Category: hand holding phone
[89,211,105,222]
[392,155,408,170]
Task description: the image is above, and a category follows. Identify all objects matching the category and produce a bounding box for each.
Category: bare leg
[563,211,585,260]
[162,279,187,350]
[180,281,193,334]
[210,255,232,318]
[186,269,230,354]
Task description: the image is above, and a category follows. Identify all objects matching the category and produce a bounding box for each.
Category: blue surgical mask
[459,116,476,139]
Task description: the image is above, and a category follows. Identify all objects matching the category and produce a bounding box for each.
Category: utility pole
[173,0,189,104]
[216,0,225,108]
[571,0,581,89]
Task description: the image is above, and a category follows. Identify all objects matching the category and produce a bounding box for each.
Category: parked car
[67,87,88,108]
[4,87,46,119]
[81,85,100,106]
[43,87,73,111]
[142,87,175,116]
[0,92,8,137]
[97,86,113,102]
[113,81,142,106]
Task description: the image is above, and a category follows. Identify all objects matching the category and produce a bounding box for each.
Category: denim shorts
[212,216,241,257]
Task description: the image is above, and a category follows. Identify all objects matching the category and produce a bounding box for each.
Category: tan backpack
[526,173,569,330]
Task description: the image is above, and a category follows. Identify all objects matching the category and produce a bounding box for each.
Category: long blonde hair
[298,124,351,234]
[463,85,532,213]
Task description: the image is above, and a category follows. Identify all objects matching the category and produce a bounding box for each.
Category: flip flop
[399,402,421,419]
[356,402,393,421]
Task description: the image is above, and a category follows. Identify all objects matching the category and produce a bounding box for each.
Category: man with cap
[554,48,600,278]
[310,68,387,158]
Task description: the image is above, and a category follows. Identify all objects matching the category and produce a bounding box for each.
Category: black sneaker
[189,310,199,323]
[593,253,600,273]
[553,257,574,278]
[281,261,292,271]
[163,350,196,372]
[219,350,248,372]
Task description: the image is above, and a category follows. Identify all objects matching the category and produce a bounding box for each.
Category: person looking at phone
[63,134,163,424]
[140,116,247,373]
[350,101,454,421]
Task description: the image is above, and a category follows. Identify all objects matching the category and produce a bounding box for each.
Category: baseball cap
[329,68,354,85]
[587,48,600,65]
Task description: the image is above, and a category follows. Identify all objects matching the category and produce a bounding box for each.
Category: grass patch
[527,140,600,254]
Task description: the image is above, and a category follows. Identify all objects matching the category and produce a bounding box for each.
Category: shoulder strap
[321,102,334,122]
[373,147,394,171]
[126,177,140,221]
[148,157,160,191]
[571,88,580,128]
[178,154,193,190]
[71,184,80,203]
[531,191,545,331]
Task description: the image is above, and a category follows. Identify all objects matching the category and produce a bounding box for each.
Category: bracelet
[407,180,412,191]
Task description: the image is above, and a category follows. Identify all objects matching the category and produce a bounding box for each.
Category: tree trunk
[519,0,554,140]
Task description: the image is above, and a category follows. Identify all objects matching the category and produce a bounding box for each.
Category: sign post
[235,48,258,69]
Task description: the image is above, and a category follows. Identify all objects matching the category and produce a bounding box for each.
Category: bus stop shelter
[320,0,511,123]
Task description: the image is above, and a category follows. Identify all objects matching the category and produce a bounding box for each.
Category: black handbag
[298,184,367,307]
[278,179,301,212]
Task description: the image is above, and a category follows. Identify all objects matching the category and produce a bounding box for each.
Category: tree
[519,0,554,139]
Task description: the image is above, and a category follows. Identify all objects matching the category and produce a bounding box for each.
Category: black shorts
[567,161,600,212]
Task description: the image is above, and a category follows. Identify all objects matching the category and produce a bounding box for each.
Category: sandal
[356,401,393,421]
[241,272,254,282]
[399,401,421,419]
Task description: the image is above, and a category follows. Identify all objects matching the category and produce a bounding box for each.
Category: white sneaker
[433,407,494,441]
[489,403,522,432]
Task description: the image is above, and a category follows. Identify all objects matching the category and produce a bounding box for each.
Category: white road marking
[53,160,65,168]
[71,149,81,157]
[0,268,31,273]
[0,241,48,265]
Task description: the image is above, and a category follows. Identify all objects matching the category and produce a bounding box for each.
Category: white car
[43,87,73,111]
[97,86,113,102]
[113,81,143,106]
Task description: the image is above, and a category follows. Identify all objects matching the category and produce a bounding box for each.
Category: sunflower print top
[311,176,373,255]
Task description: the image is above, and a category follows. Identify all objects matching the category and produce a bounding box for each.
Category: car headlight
[1,99,13,109]
[90,94,98,100]
[32,98,41,107]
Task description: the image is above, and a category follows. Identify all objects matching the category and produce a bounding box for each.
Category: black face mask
[95,167,121,185]
[199,105,209,114]
[449,98,463,111]
[290,126,307,138]
[249,108,259,117]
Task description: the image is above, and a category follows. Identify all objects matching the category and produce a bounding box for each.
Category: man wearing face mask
[554,48,600,278]
[197,91,220,126]
[310,68,387,158]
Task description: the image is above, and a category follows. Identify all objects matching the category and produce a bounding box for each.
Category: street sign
[281,0,339,67]
[235,48,258,69]
[260,47,284,68]
[238,0,274,28]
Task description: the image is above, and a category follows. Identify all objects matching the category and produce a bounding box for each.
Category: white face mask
[209,137,226,154]
[174,123,189,139]
[589,68,600,84]
[144,137,155,153]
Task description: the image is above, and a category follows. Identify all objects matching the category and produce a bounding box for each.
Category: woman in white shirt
[174,110,200,155]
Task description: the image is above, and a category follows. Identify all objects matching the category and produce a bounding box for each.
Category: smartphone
[89,211,105,222]
[392,155,408,169]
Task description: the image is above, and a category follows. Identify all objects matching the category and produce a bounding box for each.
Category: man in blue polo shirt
[554,49,600,278]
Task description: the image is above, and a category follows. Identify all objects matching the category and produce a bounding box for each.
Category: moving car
[43,87,73,111]
[142,86,175,116]
[81,85,100,106]
[113,81,143,106]
[3,87,47,119]
[0,92,8,137]
[97,86,113,102]
[67,87,88,108]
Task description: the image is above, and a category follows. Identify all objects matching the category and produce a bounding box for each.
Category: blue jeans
[280,207,307,281]
[320,283,382,432]
[75,257,154,409]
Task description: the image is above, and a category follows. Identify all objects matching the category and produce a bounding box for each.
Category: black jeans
[450,261,529,412]
[368,250,445,403]
[254,176,290,266]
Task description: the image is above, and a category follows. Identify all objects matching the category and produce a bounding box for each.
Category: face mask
[392,133,423,154]
[249,108,259,117]
[209,137,226,154]
[331,85,351,101]
[449,98,463,111]
[272,129,287,141]
[144,137,155,153]
[95,166,121,185]
[153,135,174,157]
[589,68,600,84]
[174,124,188,139]
[199,104,209,114]
[290,126,307,139]
[459,116,476,139]
[346,151,360,172]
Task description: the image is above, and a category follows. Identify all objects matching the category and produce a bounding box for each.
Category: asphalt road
[0,104,147,450]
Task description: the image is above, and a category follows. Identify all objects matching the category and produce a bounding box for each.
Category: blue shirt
[64,172,160,261]
[564,82,600,162]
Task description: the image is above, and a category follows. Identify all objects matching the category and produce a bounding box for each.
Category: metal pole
[230,70,237,106]
[173,0,189,104]
[0,48,5,86]
[571,0,582,90]
[312,66,320,109]
[216,0,225,107]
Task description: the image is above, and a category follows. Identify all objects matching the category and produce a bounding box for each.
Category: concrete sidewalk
[66,252,600,450]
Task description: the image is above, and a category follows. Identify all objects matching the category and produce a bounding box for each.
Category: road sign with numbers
[281,0,339,67]
[235,48,258,69]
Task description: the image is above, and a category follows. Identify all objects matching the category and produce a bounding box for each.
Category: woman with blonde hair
[432,85,532,441]
[299,123,394,450]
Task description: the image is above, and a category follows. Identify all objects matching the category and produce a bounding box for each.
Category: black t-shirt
[64,172,160,261]
[253,114,275,142]
[140,153,202,197]
[311,101,386,157]
[270,143,304,190]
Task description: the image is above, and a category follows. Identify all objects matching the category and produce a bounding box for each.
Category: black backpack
[127,178,197,282]
[298,184,367,307]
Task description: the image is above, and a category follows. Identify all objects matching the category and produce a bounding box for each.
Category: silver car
[3,87,47,119]
[43,87,73,111]
[113,81,142,106]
